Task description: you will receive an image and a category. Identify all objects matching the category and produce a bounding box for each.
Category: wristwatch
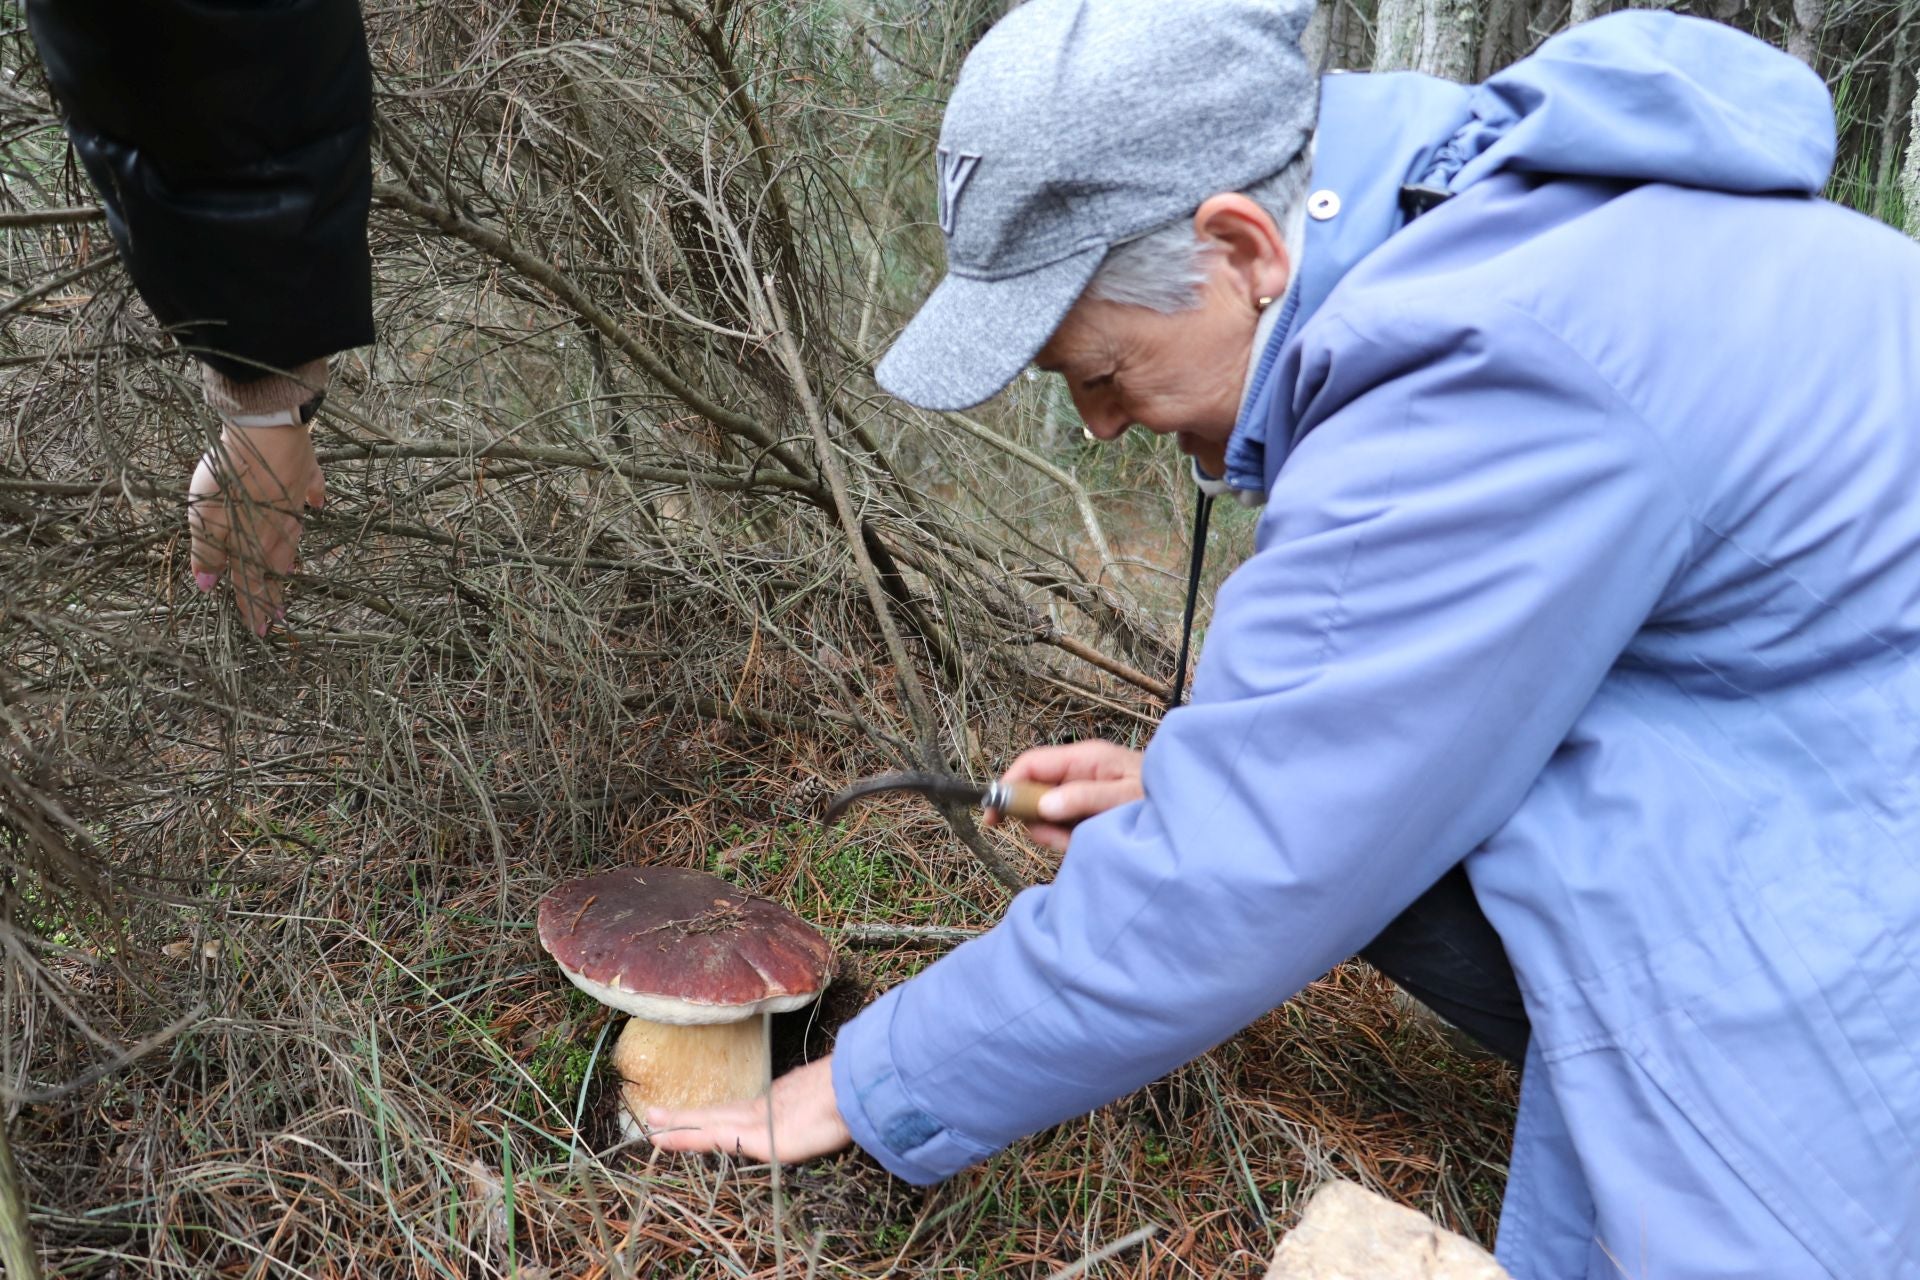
[227,392,324,430]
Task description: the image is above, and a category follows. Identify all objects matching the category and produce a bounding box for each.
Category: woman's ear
[1193,193,1292,307]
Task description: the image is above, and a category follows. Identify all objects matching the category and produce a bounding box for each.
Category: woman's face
[1034,194,1292,478]
[1036,263,1262,475]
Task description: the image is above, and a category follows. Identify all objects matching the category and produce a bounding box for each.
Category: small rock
[1265,1180,1509,1280]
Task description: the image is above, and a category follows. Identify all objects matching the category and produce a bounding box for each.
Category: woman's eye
[1081,373,1114,391]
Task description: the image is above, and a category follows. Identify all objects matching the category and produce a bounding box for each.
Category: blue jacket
[836,15,1920,1276]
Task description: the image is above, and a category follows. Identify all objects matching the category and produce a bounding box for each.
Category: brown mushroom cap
[537,866,831,1024]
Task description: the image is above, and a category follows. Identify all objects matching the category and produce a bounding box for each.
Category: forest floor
[20,700,1519,1279]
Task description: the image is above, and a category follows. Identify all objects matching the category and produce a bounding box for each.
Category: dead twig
[941,411,1127,588]
[760,273,1026,892]
[0,205,103,229]
[0,250,117,328]
[1036,632,1172,703]
[2,1002,207,1106]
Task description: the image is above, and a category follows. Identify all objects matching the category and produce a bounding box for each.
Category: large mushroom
[536,866,832,1139]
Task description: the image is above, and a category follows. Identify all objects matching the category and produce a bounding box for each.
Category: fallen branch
[836,923,986,947]
[1038,632,1172,702]
[0,206,103,229]
[1042,1224,1163,1280]
[317,438,822,500]
[3,440,822,510]
[1033,672,1164,729]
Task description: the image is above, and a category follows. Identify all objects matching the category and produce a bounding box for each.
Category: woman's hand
[188,420,325,636]
[986,739,1144,852]
[646,1056,851,1164]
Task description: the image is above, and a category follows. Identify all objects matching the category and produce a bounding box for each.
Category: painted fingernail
[193,571,217,593]
[274,607,287,623]
[255,620,270,637]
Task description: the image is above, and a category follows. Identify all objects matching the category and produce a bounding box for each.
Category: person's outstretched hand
[646,1056,851,1163]
[986,739,1144,852]
[188,420,325,636]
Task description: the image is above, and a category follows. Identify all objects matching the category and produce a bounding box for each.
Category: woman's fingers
[187,433,318,633]
[646,1098,774,1158]
[187,454,229,593]
[988,778,1143,848]
[988,740,1145,837]
[1036,776,1145,823]
[1001,739,1142,786]
[209,497,298,635]
[229,546,276,636]
[646,1058,850,1165]
[259,516,298,627]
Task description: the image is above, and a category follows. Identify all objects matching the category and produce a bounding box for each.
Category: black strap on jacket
[1167,490,1214,712]
[1167,182,1457,710]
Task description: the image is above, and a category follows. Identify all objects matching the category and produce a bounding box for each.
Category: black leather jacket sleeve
[26,0,375,381]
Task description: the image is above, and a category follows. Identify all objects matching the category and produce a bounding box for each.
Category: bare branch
[0,206,104,229]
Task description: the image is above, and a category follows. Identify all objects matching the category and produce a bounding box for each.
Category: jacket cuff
[202,358,330,417]
[831,986,999,1185]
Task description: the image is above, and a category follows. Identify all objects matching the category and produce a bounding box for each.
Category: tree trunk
[1372,0,1423,71]
[1301,0,1334,75]
[1475,0,1516,80]
[1904,82,1920,235]
[1788,0,1827,65]
[1423,0,1480,81]
[1328,0,1352,69]
[1887,2,1915,198]
[1372,0,1479,80]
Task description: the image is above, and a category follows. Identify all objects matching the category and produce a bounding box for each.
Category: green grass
[1828,69,1914,234]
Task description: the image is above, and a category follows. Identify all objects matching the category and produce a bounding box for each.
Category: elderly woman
[652,3,1920,1276]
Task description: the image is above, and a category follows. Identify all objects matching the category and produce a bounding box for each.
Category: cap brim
[875,245,1105,412]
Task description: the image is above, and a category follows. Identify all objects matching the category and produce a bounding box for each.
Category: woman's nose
[1077,398,1130,441]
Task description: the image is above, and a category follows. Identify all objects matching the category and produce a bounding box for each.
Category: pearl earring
[1256,295,1275,311]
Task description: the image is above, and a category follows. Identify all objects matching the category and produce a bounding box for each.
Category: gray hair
[1085,145,1315,313]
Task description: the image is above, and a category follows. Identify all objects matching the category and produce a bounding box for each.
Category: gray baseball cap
[875,0,1318,412]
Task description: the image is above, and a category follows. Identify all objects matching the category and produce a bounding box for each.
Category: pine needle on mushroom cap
[537,865,832,1024]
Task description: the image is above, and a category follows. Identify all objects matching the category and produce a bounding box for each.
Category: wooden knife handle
[991,780,1055,823]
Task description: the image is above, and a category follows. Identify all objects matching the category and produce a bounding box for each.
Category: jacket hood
[1221,12,1837,493]
[1434,12,1835,199]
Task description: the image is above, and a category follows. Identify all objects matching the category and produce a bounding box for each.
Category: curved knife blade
[821,770,989,825]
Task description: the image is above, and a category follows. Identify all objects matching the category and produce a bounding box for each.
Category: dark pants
[1358,864,1530,1065]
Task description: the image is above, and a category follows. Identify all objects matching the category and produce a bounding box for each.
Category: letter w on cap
[936,147,981,237]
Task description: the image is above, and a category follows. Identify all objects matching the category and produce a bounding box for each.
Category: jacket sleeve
[25,0,374,381]
[831,299,1696,1184]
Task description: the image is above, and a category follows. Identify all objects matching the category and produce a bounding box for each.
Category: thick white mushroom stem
[612,1012,769,1139]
